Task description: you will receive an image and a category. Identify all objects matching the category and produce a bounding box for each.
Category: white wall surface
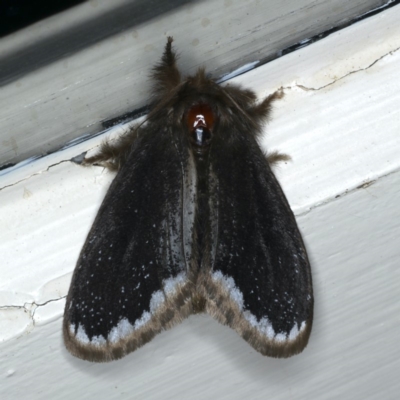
[0,0,391,166]
[1,4,400,400]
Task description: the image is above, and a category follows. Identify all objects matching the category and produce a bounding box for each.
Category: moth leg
[151,36,181,97]
[266,150,291,166]
[248,89,284,124]
[83,127,140,171]
[255,90,289,166]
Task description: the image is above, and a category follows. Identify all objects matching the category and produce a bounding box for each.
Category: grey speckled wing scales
[201,129,313,358]
[63,125,196,362]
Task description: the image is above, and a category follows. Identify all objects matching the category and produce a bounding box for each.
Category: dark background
[0,0,86,37]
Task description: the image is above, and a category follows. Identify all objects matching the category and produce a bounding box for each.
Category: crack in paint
[284,46,400,92]
[0,159,74,192]
[30,296,67,326]
[0,296,66,328]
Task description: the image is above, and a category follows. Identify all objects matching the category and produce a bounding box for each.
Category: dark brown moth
[63,37,313,362]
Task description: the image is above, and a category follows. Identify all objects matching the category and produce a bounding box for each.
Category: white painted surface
[1,5,400,400]
[0,0,390,166]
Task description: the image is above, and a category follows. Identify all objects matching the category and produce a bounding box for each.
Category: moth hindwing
[64,37,313,362]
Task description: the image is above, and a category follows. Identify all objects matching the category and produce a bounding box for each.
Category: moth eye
[187,104,215,148]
